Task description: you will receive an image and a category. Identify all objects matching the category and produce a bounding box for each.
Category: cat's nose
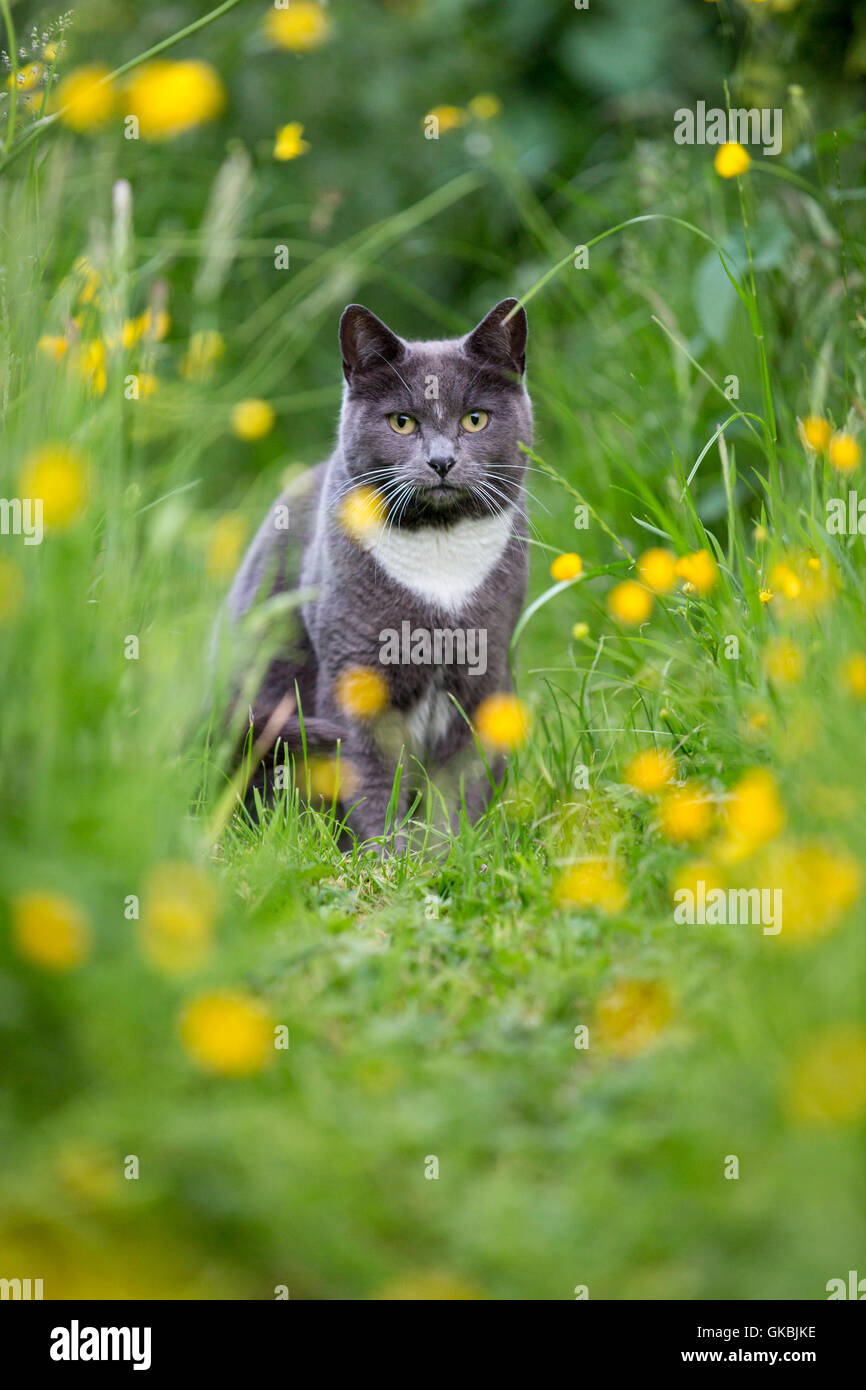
[427,455,455,479]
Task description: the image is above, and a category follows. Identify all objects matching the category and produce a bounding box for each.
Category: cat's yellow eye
[387,413,417,435]
[460,409,489,433]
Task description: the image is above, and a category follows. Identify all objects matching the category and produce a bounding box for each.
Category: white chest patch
[406,685,454,755]
[362,508,514,612]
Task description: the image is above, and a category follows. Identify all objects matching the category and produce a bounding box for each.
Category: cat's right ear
[339,305,403,383]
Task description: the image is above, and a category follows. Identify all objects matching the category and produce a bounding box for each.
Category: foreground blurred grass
[0,0,865,1299]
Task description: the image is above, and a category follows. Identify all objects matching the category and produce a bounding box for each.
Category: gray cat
[224,298,531,847]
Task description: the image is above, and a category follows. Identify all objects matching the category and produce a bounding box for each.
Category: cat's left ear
[465,298,527,377]
[339,304,404,383]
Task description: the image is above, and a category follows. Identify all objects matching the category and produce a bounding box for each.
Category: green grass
[1,0,865,1300]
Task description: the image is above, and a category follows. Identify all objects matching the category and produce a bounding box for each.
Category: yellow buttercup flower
[550,552,582,582]
[125,61,225,140]
[274,122,310,161]
[594,979,672,1057]
[671,858,725,903]
[840,653,866,699]
[338,485,387,542]
[180,329,225,381]
[759,588,772,604]
[12,891,90,970]
[474,692,530,751]
[37,334,68,362]
[179,990,273,1076]
[0,556,24,624]
[334,666,389,720]
[714,141,751,178]
[265,2,332,51]
[829,431,861,473]
[76,339,107,396]
[767,553,834,617]
[138,307,171,341]
[760,841,860,944]
[724,768,785,855]
[207,513,248,581]
[786,1025,866,1125]
[55,64,115,132]
[468,93,501,120]
[140,863,216,973]
[72,255,101,305]
[231,399,275,441]
[18,443,87,528]
[8,62,44,92]
[659,784,713,842]
[625,748,676,794]
[675,548,718,595]
[608,580,653,625]
[799,415,831,453]
[308,756,359,802]
[637,547,677,594]
[424,105,466,134]
[554,861,627,915]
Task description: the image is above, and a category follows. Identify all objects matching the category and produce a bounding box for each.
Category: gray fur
[226,298,532,846]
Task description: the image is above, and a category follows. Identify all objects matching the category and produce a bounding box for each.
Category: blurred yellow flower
[334,665,389,719]
[624,748,675,794]
[265,2,332,51]
[761,840,860,943]
[753,524,768,542]
[637,547,677,594]
[786,1025,866,1125]
[841,653,866,698]
[179,990,273,1076]
[468,93,501,120]
[714,141,751,178]
[55,64,115,132]
[671,858,725,903]
[799,415,831,453]
[424,105,466,134]
[207,513,248,581]
[308,756,359,802]
[78,339,107,396]
[594,979,672,1057]
[140,862,217,973]
[12,891,90,970]
[139,307,171,341]
[181,329,225,381]
[274,122,310,160]
[37,334,68,362]
[0,556,24,624]
[18,443,87,528]
[125,60,225,140]
[338,485,387,542]
[829,431,861,472]
[231,399,275,440]
[8,62,44,92]
[759,588,772,604]
[72,255,101,305]
[768,553,834,617]
[724,768,785,856]
[474,692,530,751]
[764,637,803,685]
[675,548,718,595]
[659,784,713,842]
[554,860,627,914]
[550,551,582,581]
[608,580,653,625]
[571,621,589,640]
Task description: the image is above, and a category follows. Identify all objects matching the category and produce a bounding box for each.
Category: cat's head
[336,299,532,526]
